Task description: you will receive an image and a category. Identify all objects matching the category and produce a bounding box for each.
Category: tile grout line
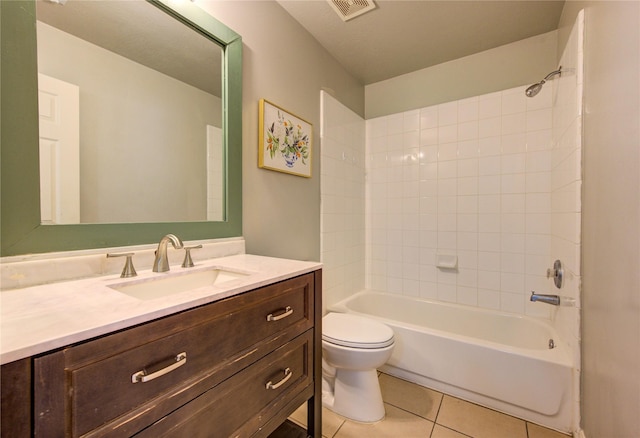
[330,418,346,438]
[430,394,479,438]
[428,392,445,437]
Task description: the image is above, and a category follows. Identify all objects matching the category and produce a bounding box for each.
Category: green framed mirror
[1,0,242,256]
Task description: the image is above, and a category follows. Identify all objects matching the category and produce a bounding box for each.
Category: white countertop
[0,254,322,365]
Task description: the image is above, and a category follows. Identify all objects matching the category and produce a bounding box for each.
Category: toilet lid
[322,313,394,349]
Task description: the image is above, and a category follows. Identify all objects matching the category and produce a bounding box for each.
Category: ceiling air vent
[327,0,376,22]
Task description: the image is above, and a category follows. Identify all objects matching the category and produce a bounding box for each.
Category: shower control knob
[546,259,564,289]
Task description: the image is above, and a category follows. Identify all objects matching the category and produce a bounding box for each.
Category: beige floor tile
[334,403,434,438]
[289,403,345,438]
[527,422,572,438]
[379,373,443,421]
[436,395,527,438]
[431,424,471,438]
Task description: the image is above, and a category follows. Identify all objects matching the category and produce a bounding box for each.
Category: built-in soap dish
[436,254,458,270]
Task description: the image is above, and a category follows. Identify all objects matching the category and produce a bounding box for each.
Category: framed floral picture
[258,99,312,178]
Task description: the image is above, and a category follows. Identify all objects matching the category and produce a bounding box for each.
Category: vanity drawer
[35,273,315,437]
[135,330,313,438]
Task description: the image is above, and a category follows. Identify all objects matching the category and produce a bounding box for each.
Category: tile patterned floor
[290,373,569,438]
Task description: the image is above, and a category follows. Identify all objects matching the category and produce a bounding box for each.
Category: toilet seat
[323,313,394,349]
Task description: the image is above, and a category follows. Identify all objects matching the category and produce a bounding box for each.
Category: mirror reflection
[36,0,224,224]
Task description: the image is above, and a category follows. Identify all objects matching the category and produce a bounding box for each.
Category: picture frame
[258,99,312,178]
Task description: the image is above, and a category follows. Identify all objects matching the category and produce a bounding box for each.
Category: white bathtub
[329,291,574,433]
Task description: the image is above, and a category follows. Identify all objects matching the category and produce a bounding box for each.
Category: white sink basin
[109,267,249,300]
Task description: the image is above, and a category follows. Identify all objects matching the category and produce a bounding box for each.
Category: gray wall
[364,31,558,119]
[558,2,640,437]
[198,1,364,262]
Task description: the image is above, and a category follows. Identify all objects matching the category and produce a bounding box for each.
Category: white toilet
[321,312,395,423]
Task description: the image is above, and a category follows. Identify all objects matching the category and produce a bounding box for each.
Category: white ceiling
[277,0,565,85]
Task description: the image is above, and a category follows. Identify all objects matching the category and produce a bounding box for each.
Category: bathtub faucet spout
[530,291,560,306]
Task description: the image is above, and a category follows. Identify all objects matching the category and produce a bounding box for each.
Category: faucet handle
[107,252,137,278]
[181,245,203,268]
[546,259,564,289]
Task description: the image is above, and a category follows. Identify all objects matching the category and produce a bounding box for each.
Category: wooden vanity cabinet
[1,270,322,438]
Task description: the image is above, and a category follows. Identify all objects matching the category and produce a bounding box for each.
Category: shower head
[525,67,562,97]
[525,82,544,98]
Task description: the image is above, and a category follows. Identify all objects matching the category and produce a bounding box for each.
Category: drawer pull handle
[131,352,187,383]
[266,306,293,322]
[265,367,292,390]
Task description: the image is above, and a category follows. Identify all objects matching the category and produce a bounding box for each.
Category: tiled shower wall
[320,91,366,312]
[551,12,584,419]
[365,85,559,319]
[321,27,582,326]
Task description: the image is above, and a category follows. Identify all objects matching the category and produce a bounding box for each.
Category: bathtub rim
[328,290,573,368]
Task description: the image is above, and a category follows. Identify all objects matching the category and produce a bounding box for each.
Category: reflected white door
[38,73,80,224]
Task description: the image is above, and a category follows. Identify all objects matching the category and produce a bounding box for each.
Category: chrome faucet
[152,234,184,272]
[530,291,560,306]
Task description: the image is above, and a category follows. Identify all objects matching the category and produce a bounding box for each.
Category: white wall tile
[501,291,524,314]
[526,129,552,152]
[501,89,527,115]
[501,272,525,293]
[479,156,502,175]
[501,113,526,135]
[420,106,438,129]
[479,117,502,139]
[478,270,500,290]
[457,286,478,306]
[502,133,527,154]
[501,253,525,274]
[387,113,404,135]
[404,109,420,132]
[357,78,581,325]
[438,143,458,162]
[419,281,438,299]
[458,121,478,141]
[438,101,458,126]
[457,177,479,196]
[438,125,458,144]
[526,108,553,131]
[477,251,500,271]
[478,232,501,252]
[478,288,501,309]
[458,97,479,122]
[479,194,500,213]
[501,233,525,253]
[458,139,479,158]
[478,91,502,119]
[420,127,439,146]
[437,283,457,303]
[478,136,501,156]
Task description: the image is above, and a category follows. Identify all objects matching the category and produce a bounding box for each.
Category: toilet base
[322,368,385,423]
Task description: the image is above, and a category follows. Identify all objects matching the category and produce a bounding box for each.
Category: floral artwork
[259,99,312,177]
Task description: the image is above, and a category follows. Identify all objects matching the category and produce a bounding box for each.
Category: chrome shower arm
[543,67,562,82]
